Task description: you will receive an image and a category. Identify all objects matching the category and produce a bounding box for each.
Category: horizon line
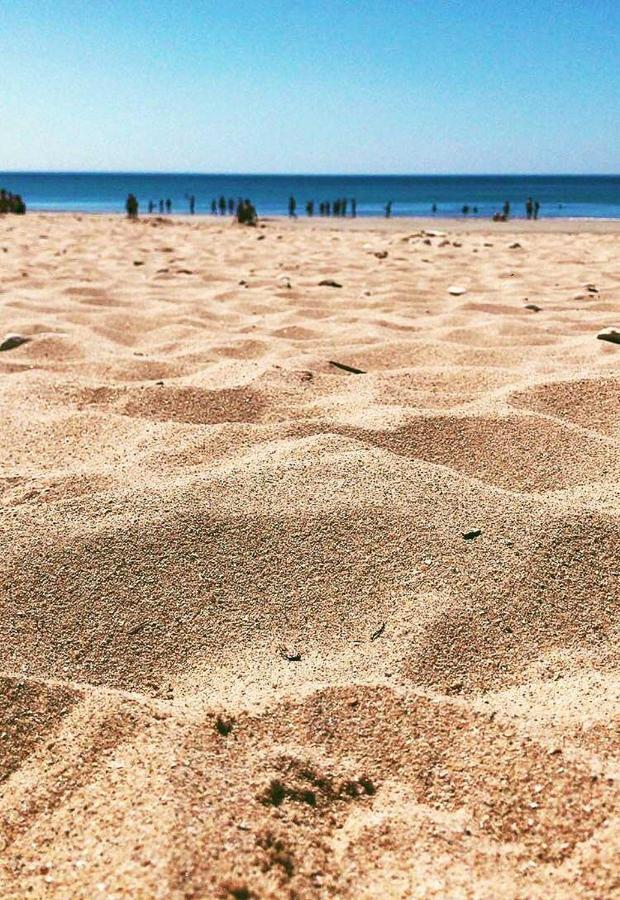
[1,169,619,178]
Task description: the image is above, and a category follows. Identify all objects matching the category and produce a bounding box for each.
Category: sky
[2,0,619,174]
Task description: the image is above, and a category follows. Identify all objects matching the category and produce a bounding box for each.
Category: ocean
[1,172,619,218]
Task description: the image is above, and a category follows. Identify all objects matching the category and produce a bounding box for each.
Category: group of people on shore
[491,198,541,222]
[125,191,545,222]
[0,188,26,214]
[125,192,258,224]
[287,196,360,218]
[206,195,259,222]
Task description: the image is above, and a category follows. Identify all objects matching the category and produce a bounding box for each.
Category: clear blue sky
[2,0,619,173]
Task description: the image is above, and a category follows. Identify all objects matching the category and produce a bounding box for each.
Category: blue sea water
[1,172,619,218]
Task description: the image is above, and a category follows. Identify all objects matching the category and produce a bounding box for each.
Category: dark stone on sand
[0,334,30,352]
[463,529,482,541]
[597,331,620,345]
[524,303,541,311]
[318,279,342,288]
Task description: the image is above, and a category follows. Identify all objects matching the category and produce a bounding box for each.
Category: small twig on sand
[371,622,386,641]
[329,360,366,374]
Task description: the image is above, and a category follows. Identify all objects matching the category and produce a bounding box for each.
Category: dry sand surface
[0,212,619,898]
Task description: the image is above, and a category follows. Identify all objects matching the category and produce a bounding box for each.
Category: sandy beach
[1,212,619,897]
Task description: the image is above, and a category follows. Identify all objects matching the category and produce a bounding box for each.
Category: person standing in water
[526,197,533,219]
[503,200,510,219]
[351,198,357,218]
[385,200,393,218]
[165,198,172,214]
[288,196,297,218]
[534,200,540,220]
[189,195,195,214]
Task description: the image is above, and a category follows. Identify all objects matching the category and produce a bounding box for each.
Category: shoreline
[12,210,620,234]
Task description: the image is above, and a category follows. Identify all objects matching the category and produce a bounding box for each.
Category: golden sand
[0,213,619,897]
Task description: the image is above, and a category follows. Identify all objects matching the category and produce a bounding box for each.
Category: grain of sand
[1,213,619,898]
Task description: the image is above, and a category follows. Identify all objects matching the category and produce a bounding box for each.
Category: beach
[1,212,619,897]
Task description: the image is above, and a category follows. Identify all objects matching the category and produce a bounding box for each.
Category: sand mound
[0,213,619,897]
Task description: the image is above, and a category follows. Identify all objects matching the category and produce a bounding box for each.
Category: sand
[0,212,619,898]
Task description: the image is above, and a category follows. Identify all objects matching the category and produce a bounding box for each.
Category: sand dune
[0,213,619,898]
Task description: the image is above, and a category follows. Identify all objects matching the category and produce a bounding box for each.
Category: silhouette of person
[462,204,470,215]
[385,200,393,218]
[326,201,331,216]
[189,195,195,215]
[159,199,164,213]
[432,203,437,214]
[148,200,154,214]
[306,200,314,216]
[237,198,257,225]
[503,200,510,219]
[342,198,348,217]
[288,196,297,218]
[165,198,172,214]
[351,198,357,218]
[219,195,226,215]
[526,197,533,219]
[126,193,138,219]
[211,199,217,215]
[334,199,340,217]
[534,200,540,220]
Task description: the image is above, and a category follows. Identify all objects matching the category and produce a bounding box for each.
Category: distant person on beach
[503,200,510,219]
[342,198,348,217]
[165,198,172,214]
[534,200,540,220]
[159,199,164,213]
[334,199,341,217]
[306,200,314,216]
[211,199,217,214]
[236,198,257,226]
[189,195,195,214]
[326,201,331,216]
[288,196,297,218]
[432,203,437,214]
[462,204,469,215]
[219,195,226,215]
[148,200,154,214]
[125,193,138,219]
[0,191,26,215]
[385,200,393,218]
[526,197,533,219]
[351,198,357,218]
